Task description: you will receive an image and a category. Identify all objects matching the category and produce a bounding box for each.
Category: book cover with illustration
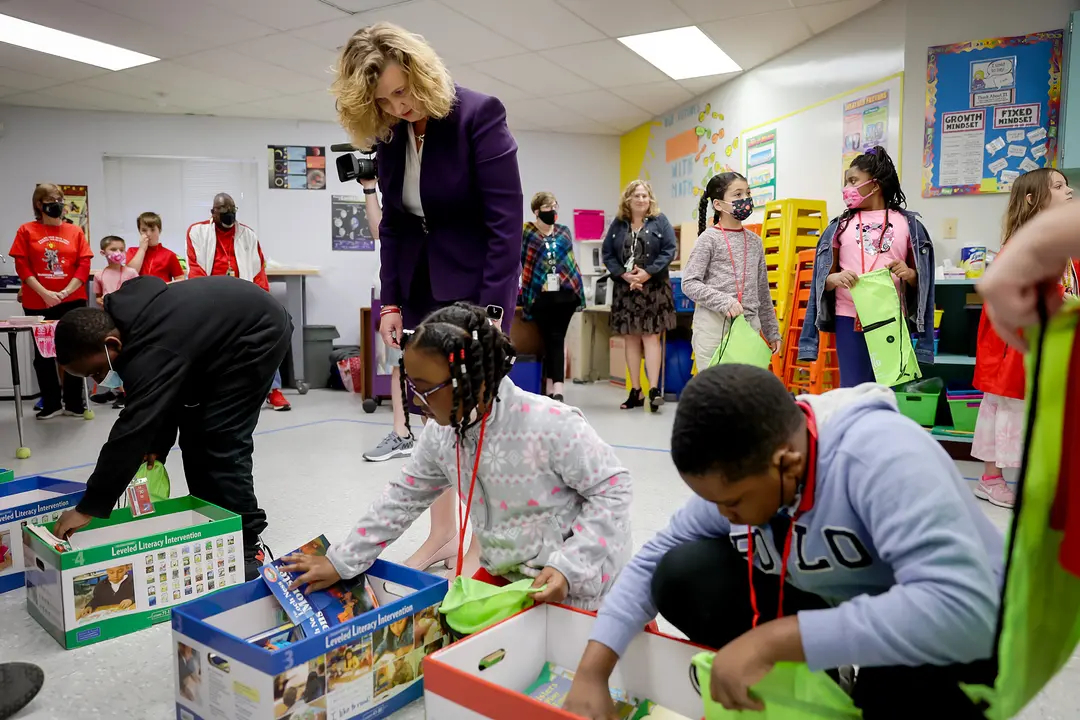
[259,535,378,636]
[524,663,689,719]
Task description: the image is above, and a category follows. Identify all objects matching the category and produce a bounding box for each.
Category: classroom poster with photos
[923,30,1063,196]
[842,91,890,178]
[57,184,89,238]
[744,129,777,206]
[269,146,327,190]
[71,534,242,624]
[331,195,375,251]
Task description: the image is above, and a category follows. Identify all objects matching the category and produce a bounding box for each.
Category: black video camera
[332,143,377,183]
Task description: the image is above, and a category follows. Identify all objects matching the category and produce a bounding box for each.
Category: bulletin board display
[267,145,327,190]
[922,30,1063,197]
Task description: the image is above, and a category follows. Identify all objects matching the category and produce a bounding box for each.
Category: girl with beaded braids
[283,303,633,611]
[682,172,781,367]
[798,146,936,387]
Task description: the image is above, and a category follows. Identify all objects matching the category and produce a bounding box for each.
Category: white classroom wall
[0,105,618,344]
[900,0,1080,260]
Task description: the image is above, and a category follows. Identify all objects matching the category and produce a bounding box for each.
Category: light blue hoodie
[590,384,1004,671]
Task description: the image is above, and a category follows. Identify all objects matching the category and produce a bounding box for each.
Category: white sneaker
[363,432,415,462]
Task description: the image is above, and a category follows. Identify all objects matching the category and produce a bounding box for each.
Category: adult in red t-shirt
[185,193,288,410]
[8,183,93,417]
[126,211,184,283]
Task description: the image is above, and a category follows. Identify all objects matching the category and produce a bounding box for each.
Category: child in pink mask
[798,146,936,386]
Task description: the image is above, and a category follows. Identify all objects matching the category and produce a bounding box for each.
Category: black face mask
[537,210,557,226]
[218,211,236,227]
[42,202,64,219]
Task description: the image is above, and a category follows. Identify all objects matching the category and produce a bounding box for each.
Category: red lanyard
[454,413,490,575]
[747,403,818,628]
[717,225,748,303]
[858,210,890,275]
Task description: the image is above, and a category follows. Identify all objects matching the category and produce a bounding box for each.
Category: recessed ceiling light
[0,13,158,71]
[618,26,741,80]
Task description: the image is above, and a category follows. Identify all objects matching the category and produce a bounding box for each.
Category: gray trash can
[303,325,340,389]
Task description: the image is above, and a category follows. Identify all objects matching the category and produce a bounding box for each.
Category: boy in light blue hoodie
[564,365,1003,719]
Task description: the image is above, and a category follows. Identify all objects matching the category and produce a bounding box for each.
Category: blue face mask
[99,344,123,390]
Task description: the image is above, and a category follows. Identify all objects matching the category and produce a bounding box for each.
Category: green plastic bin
[894,391,940,427]
[948,397,982,433]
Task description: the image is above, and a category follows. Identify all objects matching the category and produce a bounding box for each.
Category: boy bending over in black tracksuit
[53,276,292,579]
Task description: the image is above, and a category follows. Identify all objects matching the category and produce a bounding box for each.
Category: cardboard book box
[24,496,243,649]
[172,559,448,720]
[424,603,706,719]
[1,475,85,593]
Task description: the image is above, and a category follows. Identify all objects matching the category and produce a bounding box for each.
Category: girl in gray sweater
[682,173,781,366]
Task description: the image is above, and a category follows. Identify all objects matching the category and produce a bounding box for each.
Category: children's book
[245,621,306,651]
[259,535,378,636]
[26,523,76,553]
[523,662,689,719]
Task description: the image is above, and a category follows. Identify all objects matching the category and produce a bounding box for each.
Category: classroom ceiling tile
[120,61,282,105]
[0,85,20,99]
[448,66,533,102]
[0,43,112,82]
[675,72,740,95]
[79,67,264,108]
[672,0,795,23]
[175,50,331,96]
[701,10,812,70]
[473,53,596,96]
[540,40,669,89]
[231,35,341,82]
[448,0,606,50]
[0,91,107,111]
[503,97,593,129]
[553,0,693,37]
[211,91,339,122]
[203,0,351,31]
[327,0,410,11]
[74,0,276,47]
[797,0,881,34]
[549,89,652,125]
[0,66,68,92]
[610,81,694,115]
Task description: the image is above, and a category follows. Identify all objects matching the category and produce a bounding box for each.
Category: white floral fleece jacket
[327,377,634,610]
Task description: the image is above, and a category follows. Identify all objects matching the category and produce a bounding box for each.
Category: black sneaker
[112,395,126,409]
[245,539,274,581]
[90,390,116,404]
[0,662,45,719]
[36,406,63,420]
[62,407,87,418]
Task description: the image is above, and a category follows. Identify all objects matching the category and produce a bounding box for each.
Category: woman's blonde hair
[32,183,63,221]
[616,179,659,221]
[1002,168,1064,244]
[332,23,456,147]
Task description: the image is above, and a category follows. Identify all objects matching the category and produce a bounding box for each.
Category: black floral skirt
[610,276,677,336]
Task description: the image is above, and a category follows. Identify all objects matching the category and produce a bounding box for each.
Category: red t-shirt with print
[9,221,93,311]
[126,243,184,282]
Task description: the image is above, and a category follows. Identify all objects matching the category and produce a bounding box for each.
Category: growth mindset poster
[923,30,1063,197]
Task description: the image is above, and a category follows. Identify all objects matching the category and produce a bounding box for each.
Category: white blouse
[403,123,424,217]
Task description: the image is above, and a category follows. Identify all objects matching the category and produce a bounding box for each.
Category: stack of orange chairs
[774,250,840,394]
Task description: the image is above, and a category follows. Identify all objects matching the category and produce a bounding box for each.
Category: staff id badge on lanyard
[543,238,559,292]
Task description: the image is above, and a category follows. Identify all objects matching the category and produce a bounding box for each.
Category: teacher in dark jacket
[332,22,523,575]
[602,180,677,413]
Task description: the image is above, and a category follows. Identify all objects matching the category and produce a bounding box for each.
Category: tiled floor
[1,383,1076,719]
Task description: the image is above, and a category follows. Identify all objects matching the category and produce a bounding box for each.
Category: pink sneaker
[973,475,1016,509]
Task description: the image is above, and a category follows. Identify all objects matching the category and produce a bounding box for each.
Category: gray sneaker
[363,432,415,462]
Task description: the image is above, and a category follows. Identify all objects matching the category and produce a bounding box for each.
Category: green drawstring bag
[709,315,773,369]
[962,303,1080,719]
[692,653,861,719]
[438,576,544,636]
[848,268,920,387]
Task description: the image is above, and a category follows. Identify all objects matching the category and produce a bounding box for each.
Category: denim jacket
[798,209,936,365]
[601,213,678,282]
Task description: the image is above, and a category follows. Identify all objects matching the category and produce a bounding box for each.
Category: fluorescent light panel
[0,13,158,71]
[619,26,740,80]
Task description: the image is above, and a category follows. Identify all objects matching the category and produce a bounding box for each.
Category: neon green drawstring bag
[438,576,543,636]
[709,315,773,370]
[692,653,861,719]
[962,302,1080,718]
[848,268,920,387]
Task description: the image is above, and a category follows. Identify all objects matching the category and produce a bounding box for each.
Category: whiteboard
[740,72,905,222]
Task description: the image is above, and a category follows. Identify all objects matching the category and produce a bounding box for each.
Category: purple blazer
[376,85,523,330]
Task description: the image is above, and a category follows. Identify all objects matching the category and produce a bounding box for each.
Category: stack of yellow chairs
[761,199,828,344]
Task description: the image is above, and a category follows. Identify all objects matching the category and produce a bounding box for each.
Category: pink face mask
[842,179,876,210]
[106,251,126,265]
